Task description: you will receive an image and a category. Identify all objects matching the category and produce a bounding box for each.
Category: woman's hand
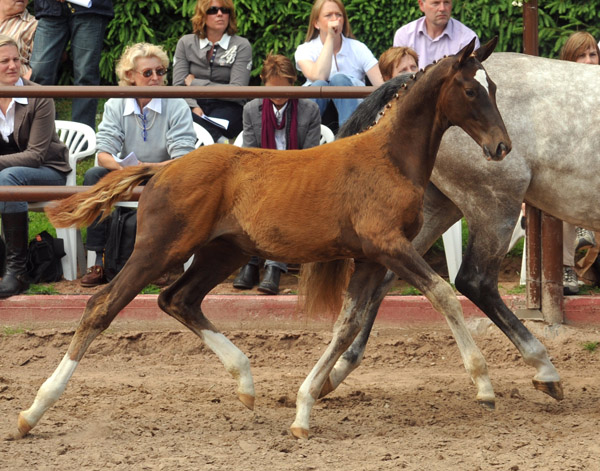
[184,74,195,86]
[191,106,204,117]
[327,18,342,37]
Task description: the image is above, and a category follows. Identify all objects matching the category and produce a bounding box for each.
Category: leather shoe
[257,266,282,295]
[233,264,259,290]
[80,265,107,287]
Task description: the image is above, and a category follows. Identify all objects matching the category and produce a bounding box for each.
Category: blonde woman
[295,0,383,126]
[0,34,69,297]
[173,0,252,143]
[81,42,196,287]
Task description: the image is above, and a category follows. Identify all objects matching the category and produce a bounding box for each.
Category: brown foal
[13,38,510,440]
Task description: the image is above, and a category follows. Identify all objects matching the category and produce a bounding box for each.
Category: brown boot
[80,265,106,287]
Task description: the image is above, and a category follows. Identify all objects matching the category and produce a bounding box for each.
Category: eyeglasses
[136,67,167,78]
[206,6,231,15]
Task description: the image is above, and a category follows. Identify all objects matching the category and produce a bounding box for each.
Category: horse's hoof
[532,379,564,401]
[318,377,335,399]
[477,399,495,411]
[238,393,255,410]
[16,412,32,438]
[290,426,309,440]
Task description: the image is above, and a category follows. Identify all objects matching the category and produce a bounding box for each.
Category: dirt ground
[0,319,599,470]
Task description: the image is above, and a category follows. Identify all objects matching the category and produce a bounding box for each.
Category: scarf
[261,98,299,150]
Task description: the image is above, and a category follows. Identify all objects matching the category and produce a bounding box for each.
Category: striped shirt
[0,10,37,65]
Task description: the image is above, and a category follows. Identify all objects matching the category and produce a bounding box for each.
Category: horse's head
[441,37,511,161]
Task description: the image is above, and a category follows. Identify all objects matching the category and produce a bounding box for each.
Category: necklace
[135,110,157,141]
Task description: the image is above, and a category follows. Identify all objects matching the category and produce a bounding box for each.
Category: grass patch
[2,326,25,336]
[400,286,422,296]
[27,284,60,295]
[141,285,161,294]
[582,341,599,352]
[506,284,526,295]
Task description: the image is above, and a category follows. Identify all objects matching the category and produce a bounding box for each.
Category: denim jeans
[310,73,364,126]
[248,256,287,273]
[30,14,109,130]
[0,166,67,213]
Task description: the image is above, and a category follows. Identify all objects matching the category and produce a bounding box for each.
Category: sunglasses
[137,67,167,78]
[206,6,231,15]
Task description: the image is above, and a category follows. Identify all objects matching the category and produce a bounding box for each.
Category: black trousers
[192,99,243,141]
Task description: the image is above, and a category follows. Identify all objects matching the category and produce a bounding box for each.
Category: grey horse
[312,52,593,411]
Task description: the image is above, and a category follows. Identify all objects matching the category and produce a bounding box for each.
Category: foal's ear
[474,37,498,63]
[457,37,477,67]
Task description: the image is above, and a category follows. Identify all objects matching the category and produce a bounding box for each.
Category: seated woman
[81,42,196,287]
[378,46,418,81]
[233,54,321,294]
[173,0,252,143]
[295,0,383,126]
[559,31,600,295]
[0,34,69,297]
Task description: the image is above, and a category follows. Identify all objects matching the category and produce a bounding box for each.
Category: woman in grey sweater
[173,0,252,143]
[80,42,196,287]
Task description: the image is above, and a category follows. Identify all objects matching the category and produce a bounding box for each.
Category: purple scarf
[261,98,299,150]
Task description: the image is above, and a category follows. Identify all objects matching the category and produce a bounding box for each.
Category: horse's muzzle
[483,141,511,161]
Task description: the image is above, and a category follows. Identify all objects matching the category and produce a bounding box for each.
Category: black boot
[257,265,282,295]
[0,212,30,298]
[233,263,259,290]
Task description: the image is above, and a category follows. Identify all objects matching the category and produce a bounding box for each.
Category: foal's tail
[298,259,354,318]
[45,165,161,228]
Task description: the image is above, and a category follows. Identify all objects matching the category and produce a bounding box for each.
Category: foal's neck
[379,64,451,187]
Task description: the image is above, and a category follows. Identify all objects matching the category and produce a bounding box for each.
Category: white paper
[113,151,139,167]
[201,114,229,130]
[68,0,92,7]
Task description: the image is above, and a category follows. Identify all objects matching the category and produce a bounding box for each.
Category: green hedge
[45,0,600,85]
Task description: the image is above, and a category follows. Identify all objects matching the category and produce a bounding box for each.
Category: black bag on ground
[26,231,65,283]
[104,207,137,282]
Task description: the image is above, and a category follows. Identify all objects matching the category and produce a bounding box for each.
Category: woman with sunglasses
[295,0,383,127]
[0,34,70,298]
[173,0,252,143]
[80,42,196,288]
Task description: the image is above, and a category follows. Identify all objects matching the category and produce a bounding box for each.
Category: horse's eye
[465,89,476,97]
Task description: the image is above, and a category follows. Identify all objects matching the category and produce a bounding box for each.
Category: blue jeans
[310,73,364,125]
[30,14,109,130]
[0,166,67,213]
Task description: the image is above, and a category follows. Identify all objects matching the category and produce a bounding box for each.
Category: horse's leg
[14,248,167,439]
[455,214,563,400]
[157,239,255,409]
[376,240,495,408]
[290,260,388,439]
[319,183,464,398]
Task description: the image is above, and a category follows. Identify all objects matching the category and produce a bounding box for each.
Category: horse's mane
[337,59,448,139]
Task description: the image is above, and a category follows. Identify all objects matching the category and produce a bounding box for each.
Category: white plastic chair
[28,120,96,281]
[233,132,244,147]
[193,122,214,148]
[320,124,335,144]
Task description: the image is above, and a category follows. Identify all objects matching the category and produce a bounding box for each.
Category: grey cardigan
[242,98,321,150]
[173,33,252,108]
[0,79,70,173]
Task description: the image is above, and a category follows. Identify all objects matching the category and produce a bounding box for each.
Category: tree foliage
[48,0,600,85]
